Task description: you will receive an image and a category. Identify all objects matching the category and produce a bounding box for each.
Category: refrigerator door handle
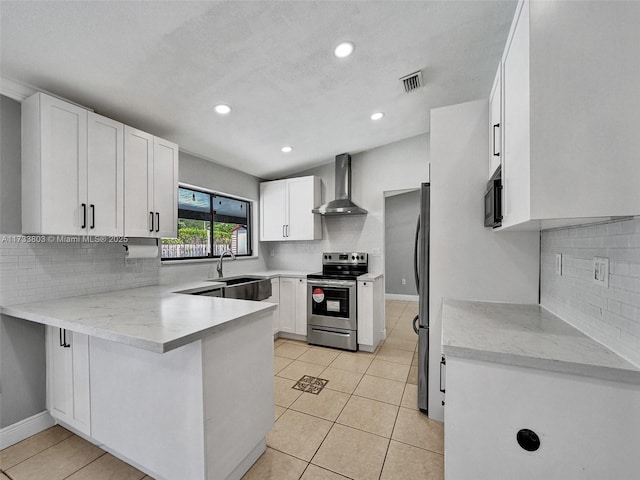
[412,315,419,335]
[414,215,420,292]
[440,356,446,394]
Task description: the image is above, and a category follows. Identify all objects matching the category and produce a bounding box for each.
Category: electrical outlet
[372,248,381,256]
[401,278,406,285]
[593,257,609,287]
[555,254,562,276]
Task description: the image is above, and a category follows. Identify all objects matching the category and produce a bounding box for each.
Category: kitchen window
[162,186,252,260]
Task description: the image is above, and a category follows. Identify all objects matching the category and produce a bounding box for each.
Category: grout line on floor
[61,451,109,480]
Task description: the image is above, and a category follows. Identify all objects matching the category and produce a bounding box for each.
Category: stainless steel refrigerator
[413,182,430,413]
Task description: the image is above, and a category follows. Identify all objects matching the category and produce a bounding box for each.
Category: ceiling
[0,1,517,180]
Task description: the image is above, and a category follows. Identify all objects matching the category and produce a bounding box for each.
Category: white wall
[263,133,430,274]
[541,217,640,366]
[429,99,539,421]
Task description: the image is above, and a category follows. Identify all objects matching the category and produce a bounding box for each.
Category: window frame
[161,184,253,261]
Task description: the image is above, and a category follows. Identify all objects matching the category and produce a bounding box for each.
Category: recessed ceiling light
[334,41,355,58]
[281,146,293,153]
[370,112,384,120]
[214,104,231,115]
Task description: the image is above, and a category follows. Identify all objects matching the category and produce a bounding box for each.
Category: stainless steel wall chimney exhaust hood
[312,153,367,216]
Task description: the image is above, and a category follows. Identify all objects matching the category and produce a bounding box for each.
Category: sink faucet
[216,249,236,278]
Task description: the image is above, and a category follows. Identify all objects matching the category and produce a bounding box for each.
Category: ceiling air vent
[400,70,423,93]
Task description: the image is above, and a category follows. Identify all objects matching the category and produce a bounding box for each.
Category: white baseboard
[0,410,55,449]
[385,293,419,302]
[275,332,306,342]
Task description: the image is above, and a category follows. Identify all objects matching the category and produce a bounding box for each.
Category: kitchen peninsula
[441,299,640,479]
[1,283,277,480]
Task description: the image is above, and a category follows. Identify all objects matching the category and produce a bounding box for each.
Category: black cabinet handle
[149,212,154,232]
[59,328,70,348]
[282,225,286,238]
[90,204,95,229]
[439,356,446,394]
[81,203,87,229]
[156,212,160,232]
[412,314,419,335]
[492,123,500,157]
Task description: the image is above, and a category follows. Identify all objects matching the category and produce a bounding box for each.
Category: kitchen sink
[217,276,263,286]
[219,276,271,301]
[179,275,272,301]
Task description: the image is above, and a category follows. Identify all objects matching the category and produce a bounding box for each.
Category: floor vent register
[292,375,329,395]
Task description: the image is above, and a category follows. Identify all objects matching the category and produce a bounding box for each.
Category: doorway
[383,189,420,301]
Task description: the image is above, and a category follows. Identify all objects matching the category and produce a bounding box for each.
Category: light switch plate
[555,254,562,276]
[593,257,609,287]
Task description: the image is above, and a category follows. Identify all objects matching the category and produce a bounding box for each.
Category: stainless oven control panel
[322,252,368,265]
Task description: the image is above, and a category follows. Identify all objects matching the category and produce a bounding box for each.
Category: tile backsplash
[0,236,160,306]
[541,217,640,366]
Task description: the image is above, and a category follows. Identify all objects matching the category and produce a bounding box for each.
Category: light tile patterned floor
[246,300,444,480]
[0,300,443,480]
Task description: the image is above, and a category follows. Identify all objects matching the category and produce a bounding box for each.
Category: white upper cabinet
[260,179,288,241]
[152,137,179,238]
[260,176,321,241]
[22,92,177,238]
[497,0,640,230]
[22,93,89,235]
[87,112,124,236]
[123,127,178,238]
[488,64,501,178]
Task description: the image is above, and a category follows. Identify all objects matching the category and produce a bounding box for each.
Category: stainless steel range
[307,252,368,351]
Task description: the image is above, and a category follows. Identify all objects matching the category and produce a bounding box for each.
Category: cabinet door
[286,177,316,240]
[357,281,374,346]
[502,2,531,227]
[35,94,88,234]
[260,180,287,241]
[48,327,73,421]
[270,278,280,334]
[88,113,123,236]
[46,327,91,436]
[124,127,154,237]
[294,278,308,335]
[278,278,296,334]
[153,137,179,238]
[71,332,91,434]
[489,66,502,178]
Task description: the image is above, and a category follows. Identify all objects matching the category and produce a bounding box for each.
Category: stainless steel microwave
[484,167,502,228]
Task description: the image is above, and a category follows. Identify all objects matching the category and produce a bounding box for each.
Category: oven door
[307,279,357,331]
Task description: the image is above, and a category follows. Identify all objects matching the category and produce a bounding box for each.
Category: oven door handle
[310,328,351,337]
[308,280,356,288]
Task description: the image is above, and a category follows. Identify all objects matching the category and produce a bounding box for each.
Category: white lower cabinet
[263,278,280,334]
[46,326,91,436]
[278,277,308,336]
[357,276,384,352]
[444,356,640,479]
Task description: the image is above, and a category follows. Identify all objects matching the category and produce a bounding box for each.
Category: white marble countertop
[358,272,383,281]
[442,298,640,384]
[248,270,312,279]
[1,281,276,354]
